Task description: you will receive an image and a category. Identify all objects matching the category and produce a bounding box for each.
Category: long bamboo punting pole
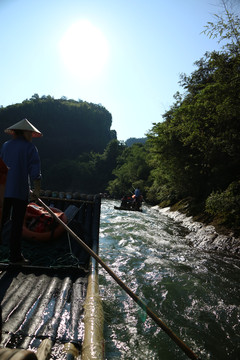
[37,196,200,360]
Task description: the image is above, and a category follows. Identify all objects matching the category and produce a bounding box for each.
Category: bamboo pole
[37,196,200,360]
[82,273,104,360]
[63,342,80,360]
[36,339,53,360]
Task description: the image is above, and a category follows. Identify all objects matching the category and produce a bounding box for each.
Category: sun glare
[59,20,109,79]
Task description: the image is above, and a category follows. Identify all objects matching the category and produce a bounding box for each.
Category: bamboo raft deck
[0,193,103,360]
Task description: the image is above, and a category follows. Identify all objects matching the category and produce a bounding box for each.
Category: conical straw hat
[4,118,42,137]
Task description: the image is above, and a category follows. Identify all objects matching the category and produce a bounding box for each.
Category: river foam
[152,206,240,255]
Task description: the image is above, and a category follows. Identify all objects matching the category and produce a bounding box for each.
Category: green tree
[90,140,126,193]
[107,143,151,198]
[146,3,240,206]
[202,0,240,54]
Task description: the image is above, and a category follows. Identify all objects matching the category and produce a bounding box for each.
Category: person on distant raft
[134,188,140,198]
[0,119,42,264]
[132,187,141,209]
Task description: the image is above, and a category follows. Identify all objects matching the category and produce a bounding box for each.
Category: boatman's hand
[30,179,41,202]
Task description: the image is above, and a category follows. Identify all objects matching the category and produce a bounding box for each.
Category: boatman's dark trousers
[1,198,28,262]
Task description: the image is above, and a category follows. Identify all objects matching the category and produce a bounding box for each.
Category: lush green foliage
[206,180,240,229]
[107,143,151,198]
[147,49,240,202]
[145,7,240,208]
[108,6,240,233]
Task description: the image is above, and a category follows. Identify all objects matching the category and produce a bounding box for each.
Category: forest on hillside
[0,96,117,192]
[0,6,239,234]
[107,7,240,234]
[125,137,147,147]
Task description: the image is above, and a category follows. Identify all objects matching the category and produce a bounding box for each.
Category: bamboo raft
[0,193,200,360]
[0,193,104,360]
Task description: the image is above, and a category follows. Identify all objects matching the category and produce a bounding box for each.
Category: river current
[98,199,240,360]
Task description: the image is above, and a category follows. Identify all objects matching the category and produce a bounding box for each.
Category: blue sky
[0,0,229,141]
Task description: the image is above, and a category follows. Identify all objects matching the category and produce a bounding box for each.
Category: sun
[59,20,109,79]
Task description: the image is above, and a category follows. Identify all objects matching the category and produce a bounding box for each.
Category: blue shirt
[0,137,41,200]
[135,188,140,197]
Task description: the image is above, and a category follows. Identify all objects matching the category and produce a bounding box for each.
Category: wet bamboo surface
[0,267,88,352]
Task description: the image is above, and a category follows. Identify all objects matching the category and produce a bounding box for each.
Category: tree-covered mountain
[0,95,117,191]
[0,95,116,160]
[125,137,147,147]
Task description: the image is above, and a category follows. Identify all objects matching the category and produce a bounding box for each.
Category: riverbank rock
[152,206,240,256]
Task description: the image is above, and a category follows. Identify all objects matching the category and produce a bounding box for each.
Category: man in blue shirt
[0,119,42,264]
[132,188,142,210]
[134,188,140,198]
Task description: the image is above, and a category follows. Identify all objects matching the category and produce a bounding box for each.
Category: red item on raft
[23,202,67,242]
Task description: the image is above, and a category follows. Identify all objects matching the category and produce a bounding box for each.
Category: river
[98,199,240,360]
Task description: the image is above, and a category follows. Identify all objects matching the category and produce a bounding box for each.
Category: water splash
[99,200,240,359]
[153,206,240,255]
